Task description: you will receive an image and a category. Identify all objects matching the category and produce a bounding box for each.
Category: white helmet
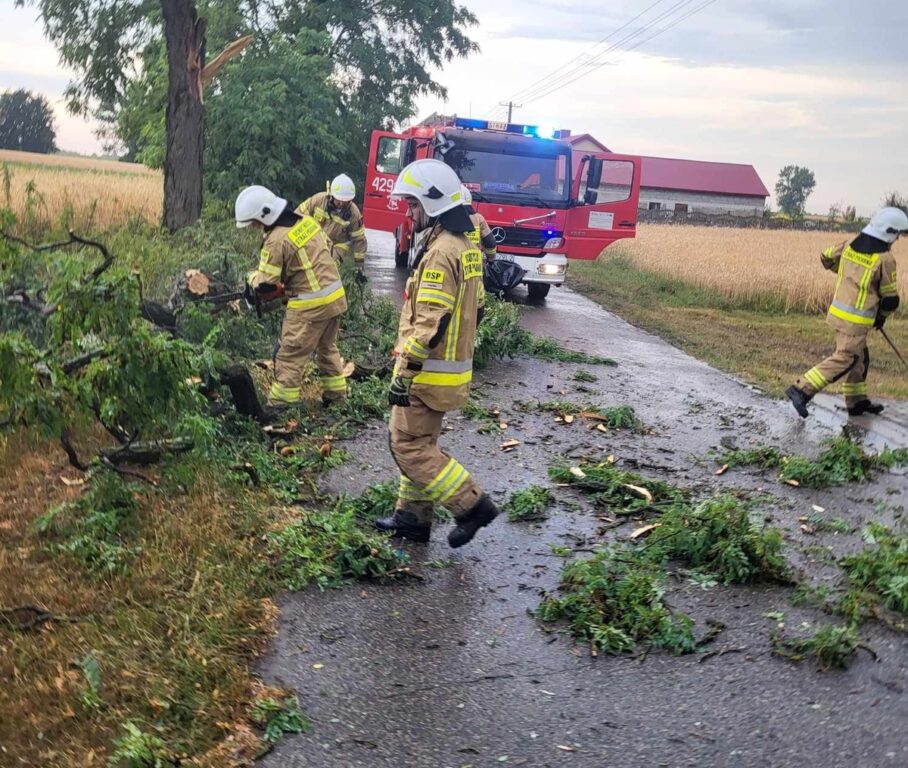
[863,206,908,244]
[235,185,287,228]
[329,173,356,202]
[460,184,473,206]
[391,159,464,217]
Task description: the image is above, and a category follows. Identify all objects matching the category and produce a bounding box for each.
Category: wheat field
[609,224,905,313]
[0,149,162,230]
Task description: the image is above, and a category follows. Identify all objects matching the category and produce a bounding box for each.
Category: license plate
[497,253,515,263]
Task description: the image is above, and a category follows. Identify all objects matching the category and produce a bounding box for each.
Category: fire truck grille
[498,227,556,251]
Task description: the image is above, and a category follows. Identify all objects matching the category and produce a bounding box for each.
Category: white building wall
[639,187,766,216]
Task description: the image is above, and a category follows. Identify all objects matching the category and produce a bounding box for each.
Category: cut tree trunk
[161,0,206,232]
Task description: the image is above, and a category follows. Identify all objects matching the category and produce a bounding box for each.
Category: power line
[510,0,700,107]
[520,0,720,106]
[482,0,672,117]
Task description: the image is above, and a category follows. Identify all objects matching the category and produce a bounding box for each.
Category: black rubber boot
[448,494,499,549]
[785,385,811,419]
[848,400,885,416]
[374,509,431,543]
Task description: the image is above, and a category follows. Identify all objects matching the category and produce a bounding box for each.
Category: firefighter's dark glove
[243,280,256,308]
[255,282,285,303]
[874,313,887,329]
[388,375,412,407]
[354,268,368,285]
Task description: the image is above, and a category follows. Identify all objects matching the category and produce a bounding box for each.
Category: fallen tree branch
[60,428,90,472]
[61,348,109,374]
[102,438,193,466]
[101,456,158,485]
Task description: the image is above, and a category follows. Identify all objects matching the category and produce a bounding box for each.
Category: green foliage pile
[716,437,908,488]
[542,459,791,654]
[549,461,686,515]
[839,523,908,622]
[771,624,860,671]
[249,696,309,746]
[532,401,642,430]
[649,495,788,584]
[504,485,552,522]
[272,491,405,590]
[537,545,697,656]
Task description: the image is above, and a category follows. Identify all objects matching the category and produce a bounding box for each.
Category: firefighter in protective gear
[375,159,500,548]
[295,174,367,273]
[786,206,906,418]
[236,184,349,406]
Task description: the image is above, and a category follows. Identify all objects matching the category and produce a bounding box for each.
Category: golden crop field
[0,149,162,230]
[610,223,905,313]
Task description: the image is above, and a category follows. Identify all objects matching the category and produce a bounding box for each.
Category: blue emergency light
[454,117,561,139]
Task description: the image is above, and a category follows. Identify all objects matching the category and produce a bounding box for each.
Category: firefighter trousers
[270,311,347,404]
[389,397,483,525]
[796,331,870,407]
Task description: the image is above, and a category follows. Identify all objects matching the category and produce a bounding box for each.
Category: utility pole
[499,100,522,123]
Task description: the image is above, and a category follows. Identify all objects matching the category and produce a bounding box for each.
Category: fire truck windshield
[440,133,571,208]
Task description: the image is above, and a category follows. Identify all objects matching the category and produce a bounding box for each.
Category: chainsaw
[186,282,286,318]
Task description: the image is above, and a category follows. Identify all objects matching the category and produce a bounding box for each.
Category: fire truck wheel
[527,283,550,300]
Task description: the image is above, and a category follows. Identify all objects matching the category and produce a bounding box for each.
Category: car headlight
[538,263,566,275]
[543,237,564,249]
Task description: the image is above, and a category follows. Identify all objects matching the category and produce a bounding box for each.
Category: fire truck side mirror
[584,189,599,205]
[587,157,604,190]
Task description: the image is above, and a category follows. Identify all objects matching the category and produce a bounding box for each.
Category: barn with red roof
[566,134,769,216]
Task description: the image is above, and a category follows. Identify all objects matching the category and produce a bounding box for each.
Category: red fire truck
[362,116,642,299]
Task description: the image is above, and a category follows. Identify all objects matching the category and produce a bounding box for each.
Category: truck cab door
[565,153,641,260]
[362,130,414,232]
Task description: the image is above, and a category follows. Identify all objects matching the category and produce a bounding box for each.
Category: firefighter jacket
[821,238,898,335]
[250,214,347,321]
[467,211,498,261]
[295,191,367,265]
[394,226,483,412]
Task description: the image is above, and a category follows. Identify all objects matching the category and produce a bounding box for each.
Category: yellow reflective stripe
[295,247,320,292]
[413,369,473,387]
[446,282,466,361]
[399,476,432,502]
[437,467,470,503]
[828,303,874,326]
[416,289,455,308]
[287,282,346,309]
[424,459,471,502]
[333,242,350,251]
[330,214,350,226]
[803,368,828,390]
[842,382,868,395]
[880,281,898,294]
[319,375,347,392]
[313,207,328,222]
[855,264,874,310]
[350,227,366,238]
[403,336,430,360]
[424,458,458,496]
[257,261,282,277]
[269,382,301,403]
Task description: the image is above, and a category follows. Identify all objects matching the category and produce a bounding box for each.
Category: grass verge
[569,255,908,398]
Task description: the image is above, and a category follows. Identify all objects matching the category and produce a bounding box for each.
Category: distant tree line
[0,89,57,154]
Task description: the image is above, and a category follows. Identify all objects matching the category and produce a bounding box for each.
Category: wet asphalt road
[258,232,908,768]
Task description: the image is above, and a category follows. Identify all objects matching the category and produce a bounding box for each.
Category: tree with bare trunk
[16,0,251,231]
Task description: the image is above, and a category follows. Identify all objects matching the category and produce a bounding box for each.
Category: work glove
[255,282,285,303]
[354,268,368,285]
[388,375,412,407]
[874,313,887,329]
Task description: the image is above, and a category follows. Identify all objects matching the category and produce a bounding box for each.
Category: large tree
[20,0,477,229]
[0,89,57,153]
[775,165,816,218]
[17,0,250,231]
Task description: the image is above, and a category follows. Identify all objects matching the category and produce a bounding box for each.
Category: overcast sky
[3,0,907,214]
